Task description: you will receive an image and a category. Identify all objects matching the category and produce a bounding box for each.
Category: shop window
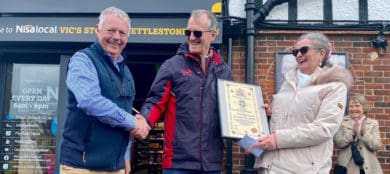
[1,64,59,174]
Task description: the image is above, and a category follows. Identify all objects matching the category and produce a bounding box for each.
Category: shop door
[1,63,60,174]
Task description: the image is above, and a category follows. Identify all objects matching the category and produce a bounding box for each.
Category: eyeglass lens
[292,46,310,56]
[184,30,203,38]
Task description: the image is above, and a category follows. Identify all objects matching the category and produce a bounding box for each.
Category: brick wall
[223,30,390,174]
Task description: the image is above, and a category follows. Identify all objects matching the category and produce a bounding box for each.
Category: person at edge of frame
[334,94,383,174]
[247,32,352,174]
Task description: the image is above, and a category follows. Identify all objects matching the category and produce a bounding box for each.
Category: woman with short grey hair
[334,94,383,174]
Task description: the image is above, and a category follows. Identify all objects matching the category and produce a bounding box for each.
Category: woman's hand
[353,119,359,137]
[353,117,366,137]
[360,118,366,136]
[253,133,277,151]
[262,103,272,117]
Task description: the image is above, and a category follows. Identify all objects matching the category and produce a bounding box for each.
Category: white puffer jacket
[254,65,352,174]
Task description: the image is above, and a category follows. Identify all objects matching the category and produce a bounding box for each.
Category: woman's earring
[319,60,322,67]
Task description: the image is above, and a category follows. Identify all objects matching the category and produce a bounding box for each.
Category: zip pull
[82,152,86,163]
[121,84,125,96]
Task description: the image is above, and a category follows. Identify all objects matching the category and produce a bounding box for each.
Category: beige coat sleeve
[276,83,347,149]
[360,119,382,151]
[334,117,354,149]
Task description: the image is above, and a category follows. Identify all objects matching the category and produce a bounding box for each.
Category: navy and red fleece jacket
[140,42,233,171]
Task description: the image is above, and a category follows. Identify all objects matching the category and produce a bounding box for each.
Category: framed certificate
[217,79,270,139]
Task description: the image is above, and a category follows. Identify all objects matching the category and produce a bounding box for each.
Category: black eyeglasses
[184,29,212,38]
[292,46,322,57]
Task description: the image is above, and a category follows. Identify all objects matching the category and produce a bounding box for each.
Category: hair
[297,32,331,68]
[98,6,131,30]
[350,94,371,114]
[189,9,218,31]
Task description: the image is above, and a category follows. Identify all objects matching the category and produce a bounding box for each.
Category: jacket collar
[185,51,222,65]
[177,42,222,65]
[285,64,352,90]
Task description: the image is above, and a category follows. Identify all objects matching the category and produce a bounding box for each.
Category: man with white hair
[60,6,150,174]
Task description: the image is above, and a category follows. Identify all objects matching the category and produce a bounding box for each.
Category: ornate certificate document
[217,79,269,139]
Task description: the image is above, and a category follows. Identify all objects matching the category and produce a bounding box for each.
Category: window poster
[1,64,59,174]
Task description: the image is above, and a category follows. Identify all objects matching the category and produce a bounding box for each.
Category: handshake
[131,114,151,140]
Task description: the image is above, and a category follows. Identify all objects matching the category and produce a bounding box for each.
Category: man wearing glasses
[137,9,233,174]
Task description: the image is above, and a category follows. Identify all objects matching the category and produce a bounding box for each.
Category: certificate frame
[217,79,270,139]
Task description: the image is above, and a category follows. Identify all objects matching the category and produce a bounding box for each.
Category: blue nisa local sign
[15,25,57,34]
[0,0,221,13]
[0,17,222,43]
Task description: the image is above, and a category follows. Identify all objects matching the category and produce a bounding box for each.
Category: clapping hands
[353,117,366,137]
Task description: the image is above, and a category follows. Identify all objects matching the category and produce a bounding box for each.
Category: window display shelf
[132,122,164,174]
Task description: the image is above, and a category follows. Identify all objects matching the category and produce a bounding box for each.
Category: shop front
[0,1,222,173]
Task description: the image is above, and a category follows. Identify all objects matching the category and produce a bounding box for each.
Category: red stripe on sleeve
[148,80,172,126]
[162,91,176,168]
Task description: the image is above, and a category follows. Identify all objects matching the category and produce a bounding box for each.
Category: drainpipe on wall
[245,0,256,86]
[241,0,290,173]
[253,0,290,25]
[223,0,234,173]
[226,15,233,174]
[245,0,290,86]
[241,0,257,174]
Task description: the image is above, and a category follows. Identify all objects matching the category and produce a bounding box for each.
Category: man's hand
[125,160,131,174]
[131,114,151,140]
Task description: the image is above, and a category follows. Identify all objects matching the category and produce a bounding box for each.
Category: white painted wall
[368,0,390,21]
[228,0,245,18]
[228,0,389,22]
[297,0,323,21]
[333,0,359,21]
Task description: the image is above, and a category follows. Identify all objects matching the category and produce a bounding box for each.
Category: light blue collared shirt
[66,51,134,160]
